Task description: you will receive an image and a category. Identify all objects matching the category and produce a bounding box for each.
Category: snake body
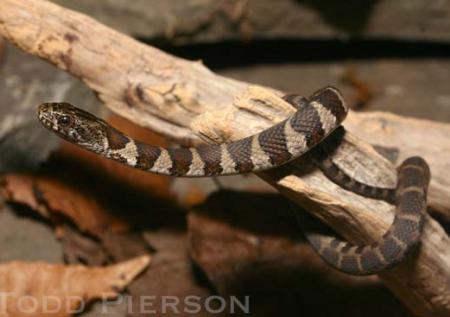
[38,87,346,177]
[37,86,430,275]
[299,156,430,275]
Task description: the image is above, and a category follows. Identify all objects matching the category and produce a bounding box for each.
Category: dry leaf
[0,174,129,236]
[0,255,150,317]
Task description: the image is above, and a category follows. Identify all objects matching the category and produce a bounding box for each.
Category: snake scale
[37,86,430,275]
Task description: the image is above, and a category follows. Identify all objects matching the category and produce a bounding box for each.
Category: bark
[0,0,449,315]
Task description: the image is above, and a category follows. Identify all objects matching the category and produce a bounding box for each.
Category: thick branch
[1,0,449,315]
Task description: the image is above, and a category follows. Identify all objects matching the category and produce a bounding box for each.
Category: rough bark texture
[0,0,449,316]
[50,0,450,43]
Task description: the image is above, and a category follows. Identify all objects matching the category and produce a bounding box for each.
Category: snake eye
[58,115,72,127]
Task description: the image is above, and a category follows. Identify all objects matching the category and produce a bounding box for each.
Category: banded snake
[37,87,430,275]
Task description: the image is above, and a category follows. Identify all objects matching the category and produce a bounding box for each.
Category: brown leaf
[0,255,150,317]
[0,174,42,214]
[0,173,129,236]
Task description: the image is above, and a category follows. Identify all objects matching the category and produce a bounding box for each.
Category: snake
[37,86,430,275]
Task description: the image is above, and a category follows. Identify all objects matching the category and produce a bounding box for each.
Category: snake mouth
[37,103,60,132]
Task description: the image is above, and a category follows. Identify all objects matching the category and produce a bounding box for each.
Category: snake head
[37,102,109,154]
